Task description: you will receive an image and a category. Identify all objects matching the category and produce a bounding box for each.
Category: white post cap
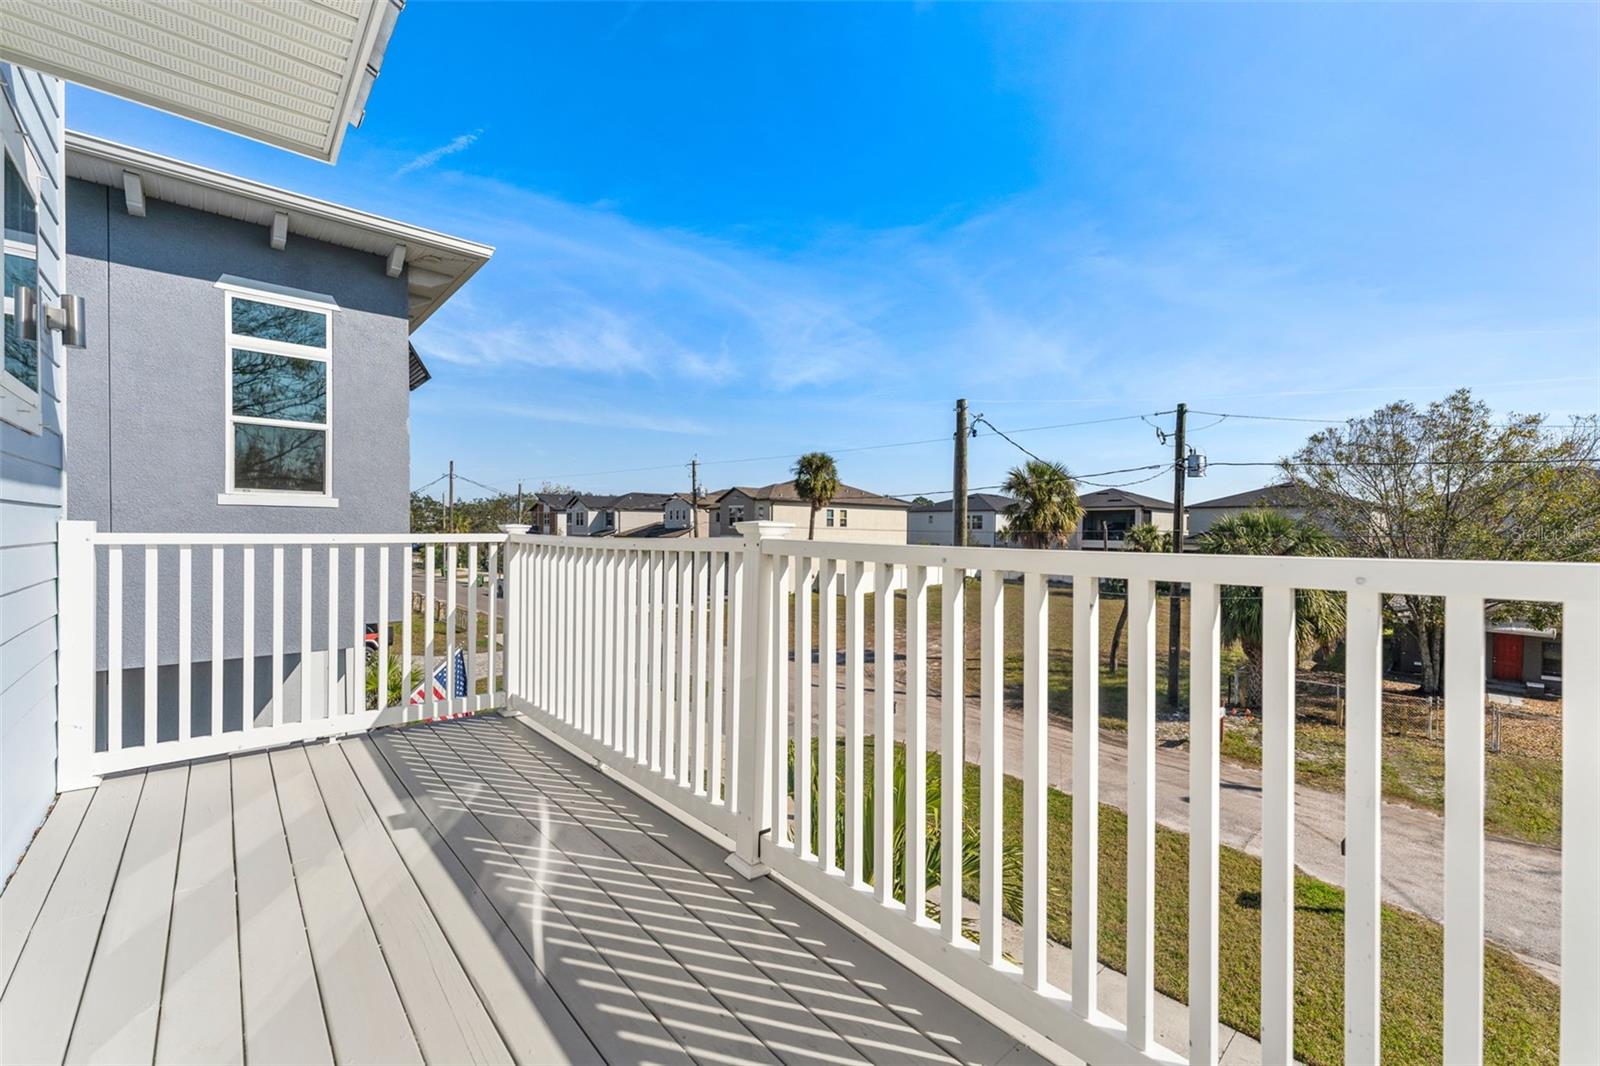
[498,523,532,535]
[734,519,794,542]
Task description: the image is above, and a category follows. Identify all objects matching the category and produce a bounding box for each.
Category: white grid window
[223,286,333,499]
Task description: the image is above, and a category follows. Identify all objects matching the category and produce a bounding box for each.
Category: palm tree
[793,452,840,540]
[1198,508,1344,707]
[1105,522,1169,671]
[1000,460,1083,549]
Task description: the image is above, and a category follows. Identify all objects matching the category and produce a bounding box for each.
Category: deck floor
[0,715,1047,1065]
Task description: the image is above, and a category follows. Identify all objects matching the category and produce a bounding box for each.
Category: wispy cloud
[396,130,483,176]
[485,399,709,436]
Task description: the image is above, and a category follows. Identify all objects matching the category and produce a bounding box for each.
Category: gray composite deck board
[406,726,791,1066]
[304,740,513,1065]
[475,718,1044,1066]
[65,765,187,1065]
[0,715,1045,1066]
[0,788,92,992]
[269,745,424,1065]
[232,751,333,1066]
[155,758,243,1066]
[340,736,600,1065]
[372,728,702,1066]
[434,723,889,1066]
[0,773,144,1064]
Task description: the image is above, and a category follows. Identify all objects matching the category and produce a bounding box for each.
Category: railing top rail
[507,532,736,553]
[759,538,1600,604]
[84,532,509,546]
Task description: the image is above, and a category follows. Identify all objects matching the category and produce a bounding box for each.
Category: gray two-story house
[62,132,491,748]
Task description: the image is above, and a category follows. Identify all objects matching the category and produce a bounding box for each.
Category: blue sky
[68,2,1600,504]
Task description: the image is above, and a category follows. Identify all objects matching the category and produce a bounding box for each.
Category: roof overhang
[0,0,403,162]
[66,131,493,329]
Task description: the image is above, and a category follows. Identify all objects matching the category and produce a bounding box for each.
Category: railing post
[727,519,791,878]
[57,520,98,791]
[498,525,530,703]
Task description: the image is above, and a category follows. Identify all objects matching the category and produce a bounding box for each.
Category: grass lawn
[801,577,1562,846]
[798,739,1559,1065]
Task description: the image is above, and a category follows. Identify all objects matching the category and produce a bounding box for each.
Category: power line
[410,472,447,495]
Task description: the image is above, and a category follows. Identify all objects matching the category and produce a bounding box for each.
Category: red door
[1492,634,1523,682]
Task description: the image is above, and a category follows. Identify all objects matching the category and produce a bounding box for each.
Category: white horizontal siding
[2,64,66,876]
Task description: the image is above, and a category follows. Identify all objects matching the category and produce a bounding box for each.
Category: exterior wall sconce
[13,285,87,348]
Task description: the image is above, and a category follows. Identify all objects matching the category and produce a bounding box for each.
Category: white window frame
[825,508,834,527]
[839,509,848,528]
[970,514,984,530]
[1,95,43,435]
[217,282,338,507]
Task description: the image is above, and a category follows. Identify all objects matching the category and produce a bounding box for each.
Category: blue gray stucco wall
[64,177,412,536]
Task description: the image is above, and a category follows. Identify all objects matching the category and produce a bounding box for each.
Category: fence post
[727,519,792,878]
[57,520,98,791]
[498,526,530,702]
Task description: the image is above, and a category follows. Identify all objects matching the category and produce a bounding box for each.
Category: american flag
[409,647,468,707]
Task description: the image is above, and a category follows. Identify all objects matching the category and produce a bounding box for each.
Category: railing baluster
[1261,584,1297,1062]
[421,544,434,720]
[941,565,966,943]
[466,545,478,709]
[1562,594,1600,1062]
[107,546,123,752]
[442,544,455,715]
[210,546,224,734]
[352,545,365,716]
[845,559,867,884]
[178,546,192,743]
[143,547,158,746]
[1189,580,1222,1064]
[695,551,711,793]
[905,564,929,921]
[601,549,615,745]
[710,552,728,800]
[1125,575,1157,1048]
[793,555,814,852]
[377,546,391,710]
[771,555,790,839]
[302,547,314,723]
[271,546,284,726]
[1072,572,1100,1013]
[873,561,895,905]
[1345,588,1384,1066]
[623,551,638,760]
[648,552,662,769]
[979,567,1004,962]
[241,546,255,727]
[1021,571,1047,988]
[1443,594,1485,1066]
[819,558,838,870]
[663,551,678,772]
[727,549,745,812]
[328,546,341,720]
[678,551,694,786]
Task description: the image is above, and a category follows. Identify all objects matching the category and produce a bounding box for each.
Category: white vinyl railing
[501,532,748,843]
[57,517,1599,1065]
[57,522,506,787]
[501,521,1598,1066]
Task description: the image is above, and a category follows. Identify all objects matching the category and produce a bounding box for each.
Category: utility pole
[953,398,969,547]
[689,456,701,538]
[516,480,524,525]
[1166,404,1186,707]
[445,459,455,534]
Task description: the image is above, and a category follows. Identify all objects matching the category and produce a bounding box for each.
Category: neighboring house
[1070,488,1176,549]
[60,134,489,783]
[565,494,617,535]
[1390,622,1563,697]
[713,481,910,543]
[530,491,574,535]
[908,493,1016,546]
[596,492,677,536]
[1,0,405,872]
[1186,483,1312,539]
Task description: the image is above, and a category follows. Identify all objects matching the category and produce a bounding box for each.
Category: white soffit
[0,0,404,162]
[67,131,494,330]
